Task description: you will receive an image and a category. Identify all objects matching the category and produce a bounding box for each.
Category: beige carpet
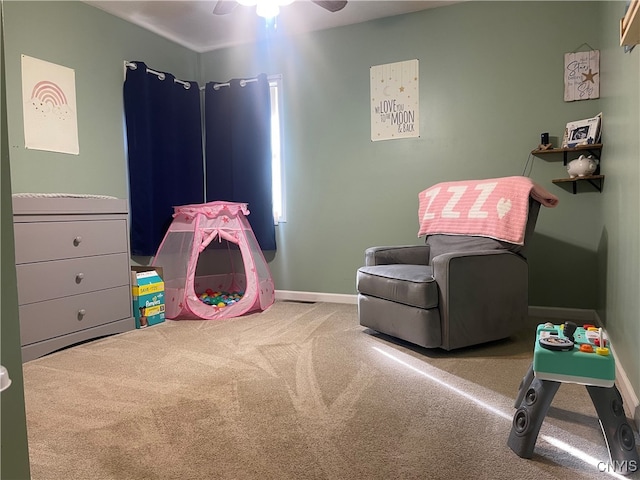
[22,301,637,479]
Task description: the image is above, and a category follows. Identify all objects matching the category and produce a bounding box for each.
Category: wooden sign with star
[564,50,600,101]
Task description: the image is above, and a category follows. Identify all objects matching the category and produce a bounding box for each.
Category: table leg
[586,385,639,474]
[508,377,561,458]
[514,363,535,408]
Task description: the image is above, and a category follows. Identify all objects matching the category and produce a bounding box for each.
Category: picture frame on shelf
[562,113,602,148]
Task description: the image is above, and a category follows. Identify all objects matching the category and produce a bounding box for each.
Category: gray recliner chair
[356,199,541,351]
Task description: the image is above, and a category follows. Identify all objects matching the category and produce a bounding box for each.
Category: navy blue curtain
[204,74,276,251]
[124,62,204,256]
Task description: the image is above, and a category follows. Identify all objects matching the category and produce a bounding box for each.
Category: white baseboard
[275,290,358,305]
[612,349,640,427]
[528,305,600,323]
[275,296,601,318]
[275,295,606,316]
[276,293,640,425]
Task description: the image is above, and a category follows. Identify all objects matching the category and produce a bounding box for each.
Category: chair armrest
[431,249,524,270]
[431,250,527,290]
[431,250,528,350]
[364,245,430,266]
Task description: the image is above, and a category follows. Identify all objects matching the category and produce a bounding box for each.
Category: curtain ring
[158,73,166,81]
[213,84,221,91]
[175,79,191,90]
[126,62,138,70]
[239,79,247,87]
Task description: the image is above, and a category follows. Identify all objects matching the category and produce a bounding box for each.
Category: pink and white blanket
[418,176,558,245]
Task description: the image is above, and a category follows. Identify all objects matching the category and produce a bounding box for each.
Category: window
[270,76,286,223]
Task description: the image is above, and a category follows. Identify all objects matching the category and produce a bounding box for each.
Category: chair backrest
[426,199,541,263]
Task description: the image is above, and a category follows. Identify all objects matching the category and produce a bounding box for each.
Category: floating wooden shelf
[621,0,640,46]
[552,175,605,194]
[531,144,604,193]
[532,144,603,165]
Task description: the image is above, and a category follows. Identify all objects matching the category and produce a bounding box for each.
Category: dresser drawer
[13,219,128,264]
[16,253,130,305]
[19,286,132,346]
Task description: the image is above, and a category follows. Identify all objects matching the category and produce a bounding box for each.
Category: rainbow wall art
[21,55,79,155]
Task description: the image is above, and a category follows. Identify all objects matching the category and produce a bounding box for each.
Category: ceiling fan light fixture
[256,0,280,19]
[235,0,296,19]
[213,0,348,18]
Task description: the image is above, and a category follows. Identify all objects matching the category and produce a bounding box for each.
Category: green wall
[1,3,31,478]
[201,1,605,306]
[599,1,640,409]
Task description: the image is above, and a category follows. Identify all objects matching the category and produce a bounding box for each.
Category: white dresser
[12,196,135,362]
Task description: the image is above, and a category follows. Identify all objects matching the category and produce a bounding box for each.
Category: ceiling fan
[213,0,348,18]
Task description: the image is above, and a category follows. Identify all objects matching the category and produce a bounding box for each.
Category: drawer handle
[77,309,86,320]
[75,272,84,283]
[73,236,83,246]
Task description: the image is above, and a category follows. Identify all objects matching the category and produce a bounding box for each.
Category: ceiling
[85,1,455,53]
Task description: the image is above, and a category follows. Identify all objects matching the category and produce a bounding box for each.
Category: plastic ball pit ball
[198,289,244,307]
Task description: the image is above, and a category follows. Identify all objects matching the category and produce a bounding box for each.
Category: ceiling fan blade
[213,0,240,15]
[311,1,348,13]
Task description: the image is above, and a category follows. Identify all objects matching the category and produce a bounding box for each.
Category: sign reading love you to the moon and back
[370,59,419,141]
[417,177,557,245]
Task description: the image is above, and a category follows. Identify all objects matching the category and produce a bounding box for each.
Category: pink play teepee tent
[152,201,275,320]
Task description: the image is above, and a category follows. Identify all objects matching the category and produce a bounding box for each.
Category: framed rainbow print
[21,55,79,155]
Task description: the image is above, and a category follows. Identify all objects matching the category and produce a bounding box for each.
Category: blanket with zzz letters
[418,176,558,245]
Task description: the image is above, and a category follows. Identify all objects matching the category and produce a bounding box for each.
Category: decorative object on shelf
[564,46,599,101]
[538,132,553,150]
[567,155,599,178]
[562,112,602,148]
[620,0,639,50]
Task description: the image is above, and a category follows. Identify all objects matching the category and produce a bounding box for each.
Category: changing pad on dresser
[12,192,119,199]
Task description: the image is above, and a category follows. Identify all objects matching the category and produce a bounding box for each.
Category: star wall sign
[564,50,600,101]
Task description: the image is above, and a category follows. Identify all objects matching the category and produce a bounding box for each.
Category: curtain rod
[210,78,257,90]
[125,62,281,91]
[207,74,282,91]
[125,61,192,90]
